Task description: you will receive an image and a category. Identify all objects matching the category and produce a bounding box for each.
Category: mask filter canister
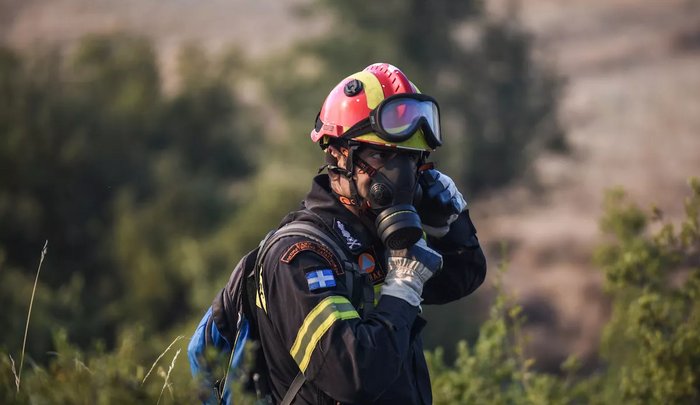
[374,204,423,250]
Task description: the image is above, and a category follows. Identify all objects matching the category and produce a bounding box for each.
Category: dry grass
[8,354,19,392]
[142,334,185,385]
[16,240,48,392]
[157,348,182,405]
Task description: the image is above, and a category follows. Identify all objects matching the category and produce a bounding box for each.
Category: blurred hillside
[482,0,700,368]
[2,0,700,375]
[1,0,314,53]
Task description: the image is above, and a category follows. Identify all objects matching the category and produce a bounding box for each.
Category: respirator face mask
[353,148,425,250]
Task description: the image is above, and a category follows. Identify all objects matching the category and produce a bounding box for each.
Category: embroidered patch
[369,266,387,284]
[305,269,337,291]
[281,241,343,275]
[368,247,387,284]
[358,253,375,274]
[334,219,362,251]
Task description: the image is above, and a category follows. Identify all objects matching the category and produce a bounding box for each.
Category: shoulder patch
[358,252,376,274]
[367,247,388,284]
[305,268,337,291]
[281,240,344,275]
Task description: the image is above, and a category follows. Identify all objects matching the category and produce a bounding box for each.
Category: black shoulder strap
[280,372,307,405]
[257,221,357,274]
[252,221,359,404]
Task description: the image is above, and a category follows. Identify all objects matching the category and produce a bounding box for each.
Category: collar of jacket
[300,175,377,253]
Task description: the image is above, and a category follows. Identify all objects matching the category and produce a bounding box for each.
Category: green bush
[427,263,590,405]
[2,178,698,403]
[0,35,259,359]
[1,329,197,404]
[595,179,700,404]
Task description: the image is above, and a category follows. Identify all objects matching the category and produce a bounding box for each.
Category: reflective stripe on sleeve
[373,283,383,306]
[290,296,359,373]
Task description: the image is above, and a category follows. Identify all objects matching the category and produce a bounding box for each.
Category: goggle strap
[341,118,372,140]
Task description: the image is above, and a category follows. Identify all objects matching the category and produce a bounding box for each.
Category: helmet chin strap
[322,143,367,208]
[343,144,366,208]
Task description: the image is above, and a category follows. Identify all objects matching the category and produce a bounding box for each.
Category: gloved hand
[417,169,467,238]
[380,238,443,306]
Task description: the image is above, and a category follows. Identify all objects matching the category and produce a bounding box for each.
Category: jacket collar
[302,175,377,254]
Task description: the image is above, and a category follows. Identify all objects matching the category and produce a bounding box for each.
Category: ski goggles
[342,94,442,150]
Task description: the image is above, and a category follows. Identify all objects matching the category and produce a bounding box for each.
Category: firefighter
[252,62,487,404]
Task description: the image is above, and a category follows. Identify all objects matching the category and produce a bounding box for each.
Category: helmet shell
[311,63,432,151]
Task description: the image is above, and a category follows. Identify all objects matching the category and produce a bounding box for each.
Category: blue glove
[417,169,467,238]
[381,238,443,306]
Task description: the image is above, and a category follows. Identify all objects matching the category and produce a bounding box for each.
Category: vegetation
[594,180,700,404]
[5,2,697,403]
[2,178,698,403]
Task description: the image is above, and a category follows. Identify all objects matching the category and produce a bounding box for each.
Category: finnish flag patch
[305,269,336,291]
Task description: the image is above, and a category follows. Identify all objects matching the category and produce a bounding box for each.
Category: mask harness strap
[321,143,375,208]
[343,144,365,207]
[322,143,429,209]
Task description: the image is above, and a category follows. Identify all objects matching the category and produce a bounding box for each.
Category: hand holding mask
[381,238,443,306]
[417,169,467,238]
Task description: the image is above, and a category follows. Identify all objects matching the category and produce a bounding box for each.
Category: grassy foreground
[2,179,699,404]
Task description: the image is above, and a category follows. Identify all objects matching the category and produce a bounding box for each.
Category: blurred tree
[0,0,570,382]
[456,22,567,192]
[259,0,566,194]
[0,35,259,359]
[244,0,568,360]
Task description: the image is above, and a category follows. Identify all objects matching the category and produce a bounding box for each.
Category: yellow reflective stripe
[349,71,384,109]
[297,310,359,373]
[290,296,355,359]
[256,265,267,313]
[290,296,342,357]
[290,296,359,372]
[373,283,383,306]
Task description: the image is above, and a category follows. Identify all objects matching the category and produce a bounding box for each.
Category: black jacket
[254,175,486,405]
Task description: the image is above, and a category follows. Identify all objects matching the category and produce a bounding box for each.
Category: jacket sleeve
[422,210,487,305]
[259,235,419,404]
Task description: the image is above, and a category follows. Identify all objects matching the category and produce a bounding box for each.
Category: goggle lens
[380,97,441,146]
[339,94,442,149]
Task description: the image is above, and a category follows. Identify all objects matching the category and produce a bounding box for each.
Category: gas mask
[356,152,425,250]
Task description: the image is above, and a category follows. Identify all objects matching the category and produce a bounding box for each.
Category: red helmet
[311,63,442,152]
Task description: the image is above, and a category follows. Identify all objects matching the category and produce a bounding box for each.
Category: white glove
[380,238,443,306]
